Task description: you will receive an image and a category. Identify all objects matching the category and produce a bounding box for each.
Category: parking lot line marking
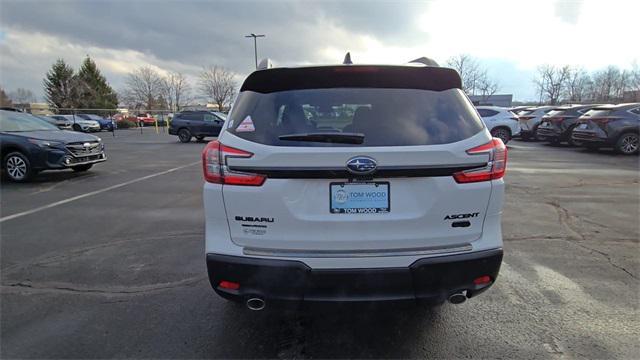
[0,161,200,223]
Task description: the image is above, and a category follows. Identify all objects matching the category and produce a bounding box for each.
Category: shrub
[116,120,138,129]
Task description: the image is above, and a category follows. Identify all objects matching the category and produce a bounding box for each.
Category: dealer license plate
[330,182,390,214]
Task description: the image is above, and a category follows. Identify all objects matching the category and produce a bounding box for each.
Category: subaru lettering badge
[346,156,377,175]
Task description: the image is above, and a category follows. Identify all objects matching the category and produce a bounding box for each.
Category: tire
[521,132,531,141]
[72,124,82,132]
[178,128,192,143]
[3,152,34,182]
[490,127,511,144]
[195,135,205,142]
[71,164,93,172]
[615,132,639,155]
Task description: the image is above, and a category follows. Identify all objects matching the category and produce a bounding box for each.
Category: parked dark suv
[536,104,599,146]
[169,111,226,143]
[571,103,640,155]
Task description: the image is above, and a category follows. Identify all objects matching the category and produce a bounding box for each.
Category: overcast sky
[1,0,638,102]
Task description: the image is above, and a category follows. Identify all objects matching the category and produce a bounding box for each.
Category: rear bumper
[571,130,609,144]
[206,248,503,306]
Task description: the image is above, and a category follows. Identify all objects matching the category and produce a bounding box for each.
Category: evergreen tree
[77,56,118,110]
[43,59,79,110]
[0,87,12,106]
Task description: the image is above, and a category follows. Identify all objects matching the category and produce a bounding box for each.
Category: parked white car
[203,61,506,311]
[516,106,554,140]
[476,106,520,144]
[61,115,100,132]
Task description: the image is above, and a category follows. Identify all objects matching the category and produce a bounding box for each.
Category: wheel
[178,129,192,143]
[3,152,34,182]
[615,132,639,155]
[490,127,511,144]
[72,124,82,132]
[195,135,205,142]
[71,164,93,172]
[521,132,531,141]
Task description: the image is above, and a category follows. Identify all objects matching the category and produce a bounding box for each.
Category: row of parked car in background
[476,103,639,155]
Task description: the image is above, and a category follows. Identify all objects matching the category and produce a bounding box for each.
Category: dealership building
[468,94,513,107]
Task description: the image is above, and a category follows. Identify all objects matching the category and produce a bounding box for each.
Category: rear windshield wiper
[278,132,365,144]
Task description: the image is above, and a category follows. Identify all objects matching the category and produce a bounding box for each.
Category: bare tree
[477,70,499,101]
[161,72,191,112]
[122,66,164,110]
[9,88,37,103]
[198,65,236,111]
[564,67,592,103]
[533,65,571,105]
[592,66,621,102]
[446,54,482,95]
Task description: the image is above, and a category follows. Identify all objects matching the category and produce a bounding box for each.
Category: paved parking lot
[1,129,638,359]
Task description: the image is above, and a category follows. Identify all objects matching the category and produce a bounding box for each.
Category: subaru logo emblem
[346,156,377,175]
[83,142,91,149]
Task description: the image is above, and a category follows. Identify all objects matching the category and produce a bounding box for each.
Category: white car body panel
[204,128,504,269]
[517,106,554,132]
[476,106,520,137]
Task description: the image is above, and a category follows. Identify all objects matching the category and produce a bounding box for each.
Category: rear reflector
[202,140,266,186]
[473,275,492,285]
[219,281,240,290]
[453,138,507,183]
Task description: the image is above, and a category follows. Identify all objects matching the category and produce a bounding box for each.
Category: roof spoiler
[408,57,439,67]
[257,58,274,70]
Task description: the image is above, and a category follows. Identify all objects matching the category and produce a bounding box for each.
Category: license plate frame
[330,182,390,214]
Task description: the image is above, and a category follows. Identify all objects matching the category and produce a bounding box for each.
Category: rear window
[545,109,567,117]
[228,88,483,147]
[477,109,499,117]
[583,109,613,117]
[177,113,202,121]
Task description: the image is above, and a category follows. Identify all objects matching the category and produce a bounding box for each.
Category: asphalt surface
[1,129,638,359]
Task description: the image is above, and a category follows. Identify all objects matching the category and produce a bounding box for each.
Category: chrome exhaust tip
[246,297,266,311]
[448,291,467,304]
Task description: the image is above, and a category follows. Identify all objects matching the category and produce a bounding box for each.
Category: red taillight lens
[453,138,507,184]
[219,281,240,290]
[202,140,266,186]
[549,117,565,124]
[473,275,492,285]
[590,117,612,125]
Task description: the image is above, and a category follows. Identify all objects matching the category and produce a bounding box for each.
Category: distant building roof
[468,94,513,107]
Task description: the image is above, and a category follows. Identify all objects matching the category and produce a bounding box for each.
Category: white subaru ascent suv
[203,61,506,310]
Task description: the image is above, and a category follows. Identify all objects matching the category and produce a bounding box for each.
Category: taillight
[202,140,266,186]
[590,117,613,125]
[549,117,565,124]
[453,138,507,183]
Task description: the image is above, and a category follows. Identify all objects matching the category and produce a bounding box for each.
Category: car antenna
[257,58,273,70]
[343,52,353,65]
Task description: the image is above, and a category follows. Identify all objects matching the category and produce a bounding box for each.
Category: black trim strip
[228,163,486,179]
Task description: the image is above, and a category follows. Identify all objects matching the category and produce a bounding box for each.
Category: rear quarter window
[477,109,499,117]
[227,88,484,147]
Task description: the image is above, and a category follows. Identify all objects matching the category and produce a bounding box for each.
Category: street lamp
[245,33,265,70]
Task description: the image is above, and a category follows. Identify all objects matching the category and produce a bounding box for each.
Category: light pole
[245,33,265,69]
